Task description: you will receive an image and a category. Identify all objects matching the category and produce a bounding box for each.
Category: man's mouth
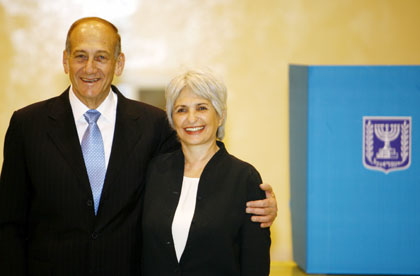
[81,78,100,83]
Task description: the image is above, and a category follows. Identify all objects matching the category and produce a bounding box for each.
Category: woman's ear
[218,111,226,127]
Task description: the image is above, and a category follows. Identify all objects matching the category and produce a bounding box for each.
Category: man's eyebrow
[95,50,110,54]
[72,49,87,54]
[72,50,110,54]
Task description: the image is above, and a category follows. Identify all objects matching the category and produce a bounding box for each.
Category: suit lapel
[46,86,146,218]
[99,88,143,203]
[46,88,91,195]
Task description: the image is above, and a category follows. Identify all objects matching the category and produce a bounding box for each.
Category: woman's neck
[182,141,219,178]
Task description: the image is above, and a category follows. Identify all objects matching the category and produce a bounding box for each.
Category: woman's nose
[187,110,197,123]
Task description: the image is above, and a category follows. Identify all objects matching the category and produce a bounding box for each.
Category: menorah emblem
[374,123,400,159]
[363,116,411,174]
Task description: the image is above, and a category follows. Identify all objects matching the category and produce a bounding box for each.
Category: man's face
[63,21,124,109]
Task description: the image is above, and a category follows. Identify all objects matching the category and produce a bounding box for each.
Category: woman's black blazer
[141,141,271,276]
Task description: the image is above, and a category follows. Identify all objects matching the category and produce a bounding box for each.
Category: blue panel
[290,65,420,275]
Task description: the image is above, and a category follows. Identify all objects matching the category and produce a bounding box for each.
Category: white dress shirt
[69,87,118,169]
[171,176,200,262]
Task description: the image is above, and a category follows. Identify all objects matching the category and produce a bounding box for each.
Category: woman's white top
[171,176,200,262]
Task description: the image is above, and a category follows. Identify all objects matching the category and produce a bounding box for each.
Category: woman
[141,70,271,276]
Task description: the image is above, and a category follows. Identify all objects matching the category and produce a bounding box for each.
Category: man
[0,17,277,275]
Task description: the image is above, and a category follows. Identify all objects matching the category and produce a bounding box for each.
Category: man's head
[63,17,125,109]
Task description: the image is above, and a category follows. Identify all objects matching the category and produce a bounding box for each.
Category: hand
[246,183,277,228]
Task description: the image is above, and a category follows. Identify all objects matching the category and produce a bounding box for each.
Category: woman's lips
[184,126,205,134]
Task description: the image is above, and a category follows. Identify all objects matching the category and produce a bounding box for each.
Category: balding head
[65,17,121,58]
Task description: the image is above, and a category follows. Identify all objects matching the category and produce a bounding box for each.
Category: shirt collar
[69,86,118,123]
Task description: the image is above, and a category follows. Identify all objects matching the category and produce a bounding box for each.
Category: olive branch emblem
[400,120,410,162]
[365,120,374,163]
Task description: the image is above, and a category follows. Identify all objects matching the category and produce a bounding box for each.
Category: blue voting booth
[289,65,420,275]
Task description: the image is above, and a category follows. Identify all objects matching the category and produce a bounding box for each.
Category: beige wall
[2,0,420,262]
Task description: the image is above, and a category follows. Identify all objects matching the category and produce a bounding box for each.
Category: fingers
[260,183,276,204]
[260,222,273,228]
[259,183,273,193]
[246,205,277,225]
[246,206,273,215]
[245,183,278,228]
[249,212,275,222]
[247,199,269,208]
[247,196,276,208]
[250,214,275,228]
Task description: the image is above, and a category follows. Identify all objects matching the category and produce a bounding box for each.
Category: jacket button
[86,200,93,206]
[91,232,98,240]
[165,241,171,245]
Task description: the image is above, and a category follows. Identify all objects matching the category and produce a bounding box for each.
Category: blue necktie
[81,110,106,215]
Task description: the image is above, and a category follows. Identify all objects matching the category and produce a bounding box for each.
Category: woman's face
[172,88,221,148]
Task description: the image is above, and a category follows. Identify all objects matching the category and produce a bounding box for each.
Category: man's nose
[84,58,97,74]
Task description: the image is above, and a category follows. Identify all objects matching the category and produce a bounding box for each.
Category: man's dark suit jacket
[0,86,178,276]
[141,141,271,276]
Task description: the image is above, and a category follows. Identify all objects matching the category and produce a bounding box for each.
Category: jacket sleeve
[0,112,28,275]
[155,113,179,155]
[240,168,271,276]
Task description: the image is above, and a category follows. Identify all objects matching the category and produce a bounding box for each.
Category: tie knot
[84,109,101,124]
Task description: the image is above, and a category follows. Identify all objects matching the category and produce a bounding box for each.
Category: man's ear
[114,53,125,77]
[63,50,69,74]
